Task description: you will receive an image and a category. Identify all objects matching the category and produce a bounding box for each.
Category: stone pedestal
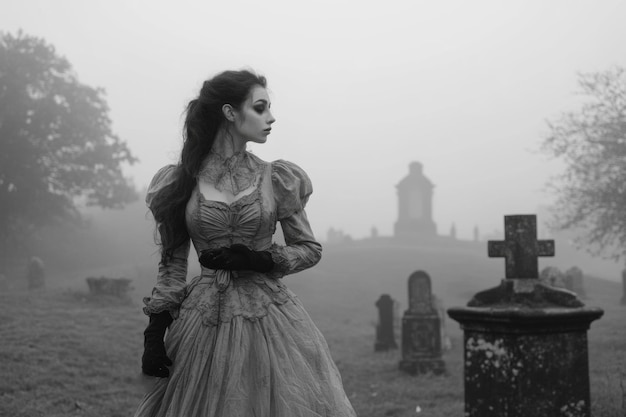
[448,279,603,417]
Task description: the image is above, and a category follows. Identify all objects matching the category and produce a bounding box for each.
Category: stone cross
[449,214,603,417]
[488,215,554,279]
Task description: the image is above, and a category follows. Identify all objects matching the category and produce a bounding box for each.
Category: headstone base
[399,358,446,375]
[375,340,398,352]
[400,312,445,375]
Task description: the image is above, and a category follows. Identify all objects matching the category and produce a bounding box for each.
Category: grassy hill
[1,241,624,416]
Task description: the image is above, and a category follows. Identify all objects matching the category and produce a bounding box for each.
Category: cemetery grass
[1,243,625,417]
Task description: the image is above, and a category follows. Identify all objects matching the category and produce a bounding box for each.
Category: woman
[134,69,357,416]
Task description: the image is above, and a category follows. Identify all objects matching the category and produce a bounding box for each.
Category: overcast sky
[2,0,625,240]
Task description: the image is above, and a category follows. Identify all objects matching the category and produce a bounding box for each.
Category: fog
[3,1,626,266]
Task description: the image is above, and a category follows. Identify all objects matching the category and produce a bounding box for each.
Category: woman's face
[232,86,275,144]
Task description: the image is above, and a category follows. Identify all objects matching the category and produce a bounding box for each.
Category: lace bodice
[188,161,274,254]
[142,154,322,325]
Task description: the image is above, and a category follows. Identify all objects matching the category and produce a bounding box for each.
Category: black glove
[199,244,274,273]
[141,310,173,378]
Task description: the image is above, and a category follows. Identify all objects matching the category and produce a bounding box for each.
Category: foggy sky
[2,0,626,240]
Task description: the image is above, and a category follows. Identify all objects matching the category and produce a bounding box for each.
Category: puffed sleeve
[145,164,177,209]
[142,165,190,318]
[271,160,313,221]
[267,160,322,279]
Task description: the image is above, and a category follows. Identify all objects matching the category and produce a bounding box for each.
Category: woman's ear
[222,104,236,122]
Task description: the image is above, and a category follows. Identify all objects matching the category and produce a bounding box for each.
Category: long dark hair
[150,69,267,264]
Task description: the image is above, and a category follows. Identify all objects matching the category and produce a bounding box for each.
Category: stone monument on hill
[394,162,437,240]
[448,215,603,417]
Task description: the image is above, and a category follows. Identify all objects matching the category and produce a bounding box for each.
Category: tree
[542,66,626,261]
[0,31,137,260]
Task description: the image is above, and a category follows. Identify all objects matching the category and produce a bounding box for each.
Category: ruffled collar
[197,151,264,195]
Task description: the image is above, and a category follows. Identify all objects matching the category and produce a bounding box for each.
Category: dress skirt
[133,275,357,417]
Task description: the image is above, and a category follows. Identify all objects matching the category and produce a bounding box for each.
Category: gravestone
[564,266,586,298]
[448,215,603,417]
[399,270,445,375]
[432,294,452,351]
[86,276,132,297]
[27,256,45,290]
[393,298,401,330]
[375,294,398,351]
[621,269,626,306]
[539,266,566,289]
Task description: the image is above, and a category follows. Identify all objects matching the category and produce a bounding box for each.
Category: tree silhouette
[0,31,137,260]
[542,66,626,261]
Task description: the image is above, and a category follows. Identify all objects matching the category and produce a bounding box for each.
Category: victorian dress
[133,153,356,417]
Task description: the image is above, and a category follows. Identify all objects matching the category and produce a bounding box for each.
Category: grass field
[1,241,625,417]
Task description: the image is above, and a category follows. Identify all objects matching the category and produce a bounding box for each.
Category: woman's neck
[211,127,247,157]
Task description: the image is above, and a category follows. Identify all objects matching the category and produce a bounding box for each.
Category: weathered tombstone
[375,294,398,351]
[621,269,626,306]
[27,256,45,290]
[393,299,401,330]
[539,265,566,289]
[399,270,445,375]
[86,276,132,297]
[564,266,586,298]
[432,294,452,351]
[448,215,603,417]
